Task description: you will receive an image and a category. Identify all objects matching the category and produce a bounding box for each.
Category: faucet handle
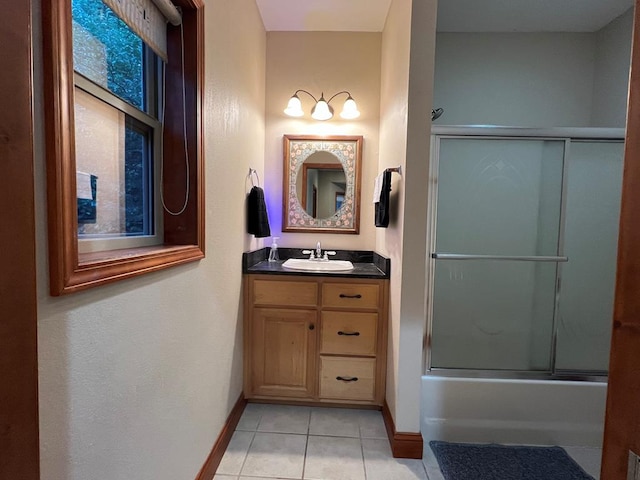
[325,251,337,256]
[302,249,315,259]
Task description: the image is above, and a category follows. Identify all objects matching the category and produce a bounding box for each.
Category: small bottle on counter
[268,237,280,262]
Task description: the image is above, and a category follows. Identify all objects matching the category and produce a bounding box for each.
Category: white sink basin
[282,258,354,272]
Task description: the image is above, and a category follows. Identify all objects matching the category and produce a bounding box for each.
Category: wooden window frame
[42,0,205,295]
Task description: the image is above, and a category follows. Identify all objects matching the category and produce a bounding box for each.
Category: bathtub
[421,376,607,452]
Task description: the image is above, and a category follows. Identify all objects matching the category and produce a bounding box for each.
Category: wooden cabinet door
[250,308,317,398]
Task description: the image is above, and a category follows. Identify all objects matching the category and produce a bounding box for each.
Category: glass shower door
[554,141,623,372]
[430,138,566,371]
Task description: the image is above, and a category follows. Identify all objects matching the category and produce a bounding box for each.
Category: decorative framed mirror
[283,135,362,234]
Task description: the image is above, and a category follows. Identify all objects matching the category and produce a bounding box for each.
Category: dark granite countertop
[242,247,390,279]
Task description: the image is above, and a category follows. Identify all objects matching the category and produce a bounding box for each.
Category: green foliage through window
[72,0,144,111]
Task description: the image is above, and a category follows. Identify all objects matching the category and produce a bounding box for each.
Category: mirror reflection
[296,151,347,219]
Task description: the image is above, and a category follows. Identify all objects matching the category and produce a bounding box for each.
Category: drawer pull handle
[336,376,359,382]
[339,294,362,299]
[338,331,360,336]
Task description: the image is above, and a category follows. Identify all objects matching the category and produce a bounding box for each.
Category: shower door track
[431,125,625,139]
[431,253,569,262]
[427,368,608,383]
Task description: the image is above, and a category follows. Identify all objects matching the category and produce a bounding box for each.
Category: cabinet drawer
[252,280,318,307]
[321,312,377,356]
[322,283,380,309]
[319,357,375,401]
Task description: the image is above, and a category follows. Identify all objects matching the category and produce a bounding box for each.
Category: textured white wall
[377,0,411,428]
[34,0,266,478]
[377,0,437,433]
[264,31,381,251]
[592,8,633,128]
[433,33,597,127]
[396,0,437,433]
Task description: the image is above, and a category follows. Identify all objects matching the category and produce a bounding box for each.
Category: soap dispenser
[268,237,280,262]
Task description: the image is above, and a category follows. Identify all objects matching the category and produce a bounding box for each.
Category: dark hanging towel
[247,186,271,238]
[375,170,392,228]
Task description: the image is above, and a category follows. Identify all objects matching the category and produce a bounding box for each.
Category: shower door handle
[431,253,568,262]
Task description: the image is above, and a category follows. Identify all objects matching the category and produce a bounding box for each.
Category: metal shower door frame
[424,126,624,380]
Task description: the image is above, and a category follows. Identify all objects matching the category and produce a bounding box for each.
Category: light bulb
[340,96,360,119]
[284,94,304,117]
[311,95,333,121]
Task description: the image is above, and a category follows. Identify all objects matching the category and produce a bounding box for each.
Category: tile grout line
[234,410,259,479]
[358,415,369,480]
[301,411,311,480]
[233,407,388,480]
[236,430,256,478]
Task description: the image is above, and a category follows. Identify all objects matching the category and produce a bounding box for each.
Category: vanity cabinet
[244,274,388,406]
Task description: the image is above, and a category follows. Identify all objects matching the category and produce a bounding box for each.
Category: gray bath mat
[430,441,595,480]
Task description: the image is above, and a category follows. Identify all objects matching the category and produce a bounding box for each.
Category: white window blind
[102,0,181,61]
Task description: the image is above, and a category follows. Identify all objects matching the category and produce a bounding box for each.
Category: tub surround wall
[434,33,597,127]
[434,9,633,128]
[592,7,634,128]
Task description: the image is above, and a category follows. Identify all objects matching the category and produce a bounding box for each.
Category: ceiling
[255,0,393,32]
[255,0,634,33]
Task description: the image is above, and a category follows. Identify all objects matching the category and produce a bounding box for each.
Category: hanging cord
[160,21,190,216]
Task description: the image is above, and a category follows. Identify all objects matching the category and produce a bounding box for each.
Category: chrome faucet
[301,242,337,261]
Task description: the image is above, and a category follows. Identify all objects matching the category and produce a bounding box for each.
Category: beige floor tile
[241,432,307,479]
[356,409,387,439]
[239,477,294,480]
[563,446,602,480]
[216,430,255,475]
[362,438,428,480]
[422,441,445,480]
[237,402,266,431]
[309,407,360,438]
[304,435,365,480]
[257,405,311,435]
[425,464,445,480]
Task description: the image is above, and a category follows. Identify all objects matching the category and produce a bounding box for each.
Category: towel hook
[248,168,260,187]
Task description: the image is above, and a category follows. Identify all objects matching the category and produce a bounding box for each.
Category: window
[42,0,205,295]
[72,0,162,253]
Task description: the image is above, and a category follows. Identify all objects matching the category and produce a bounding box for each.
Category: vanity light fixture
[284,90,360,121]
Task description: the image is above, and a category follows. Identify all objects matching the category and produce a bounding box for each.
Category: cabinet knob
[309,324,315,330]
